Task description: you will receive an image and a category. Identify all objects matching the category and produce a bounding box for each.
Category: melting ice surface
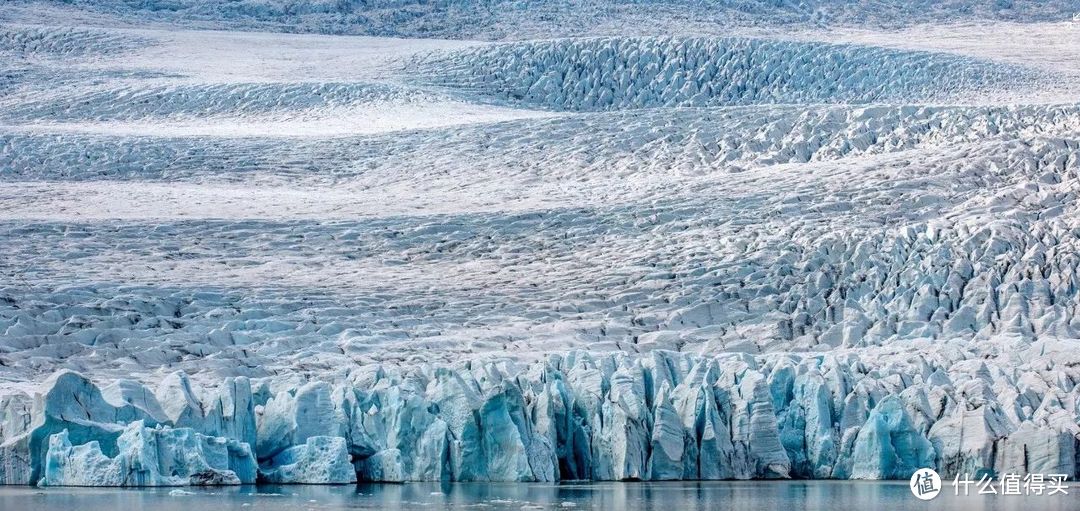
[3,482,1080,511]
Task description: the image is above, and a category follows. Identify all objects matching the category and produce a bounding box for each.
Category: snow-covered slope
[2,7,1080,486]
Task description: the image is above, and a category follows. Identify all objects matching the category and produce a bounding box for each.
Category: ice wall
[2,341,1078,486]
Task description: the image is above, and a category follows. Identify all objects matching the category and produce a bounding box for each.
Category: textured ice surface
[2,82,448,122]
[3,1,1080,487]
[4,342,1080,485]
[41,421,256,486]
[412,37,1047,110]
[0,25,150,57]
[259,436,355,484]
[6,0,1080,38]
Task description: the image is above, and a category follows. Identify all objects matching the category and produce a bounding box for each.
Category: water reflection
[1,481,1076,510]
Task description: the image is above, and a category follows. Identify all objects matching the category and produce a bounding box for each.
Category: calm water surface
[2,481,1077,510]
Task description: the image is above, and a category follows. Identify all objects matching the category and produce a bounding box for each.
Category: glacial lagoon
[2,481,1078,511]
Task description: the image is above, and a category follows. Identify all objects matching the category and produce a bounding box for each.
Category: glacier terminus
[2,0,1080,491]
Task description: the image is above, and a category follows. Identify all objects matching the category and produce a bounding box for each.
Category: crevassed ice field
[2,0,1080,488]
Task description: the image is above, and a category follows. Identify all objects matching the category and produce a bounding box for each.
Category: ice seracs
[41,421,256,486]
[4,340,1080,485]
[258,436,355,484]
[7,0,1080,39]
[413,37,1044,111]
[3,2,1080,490]
[849,396,935,479]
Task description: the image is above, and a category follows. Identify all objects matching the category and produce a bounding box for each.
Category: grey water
[1,481,1077,510]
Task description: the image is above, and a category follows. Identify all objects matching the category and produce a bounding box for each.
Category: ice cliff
[41,421,256,486]
[3,340,1079,486]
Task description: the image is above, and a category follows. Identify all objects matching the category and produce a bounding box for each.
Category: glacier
[4,340,1080,485]
[3,0,1080,491]
[41,421,257,486]
[5,0,1080,39]
[411,37,1046,110]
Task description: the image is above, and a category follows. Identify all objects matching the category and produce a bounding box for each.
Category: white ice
[2,1,1080,486]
